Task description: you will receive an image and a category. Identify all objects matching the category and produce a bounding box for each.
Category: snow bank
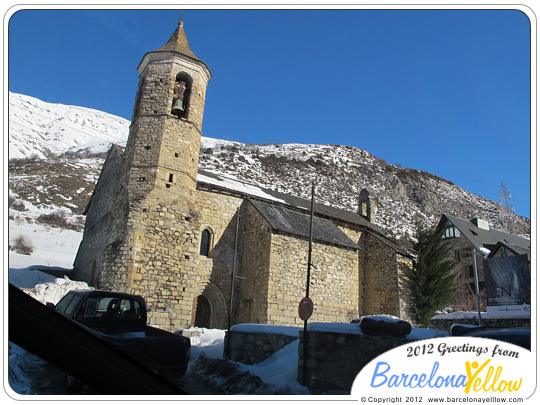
[432,310,531,320]
[241,339,309,394]
[9,268,92,305]
[8,220,83,270]
[186,327,226,366]
[308,322,363,335]
[231,323,301,337]
[8,268,58,289]
[28,277,91,305]
[8,343,37,395]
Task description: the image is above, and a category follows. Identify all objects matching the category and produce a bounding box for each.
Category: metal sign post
[301,181,316,386]
[472,248,483,326]
[225,208,240,358]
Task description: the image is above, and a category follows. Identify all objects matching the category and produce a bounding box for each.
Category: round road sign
[298,296,314,321]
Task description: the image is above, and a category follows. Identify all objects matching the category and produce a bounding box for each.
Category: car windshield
[82,297,143,320]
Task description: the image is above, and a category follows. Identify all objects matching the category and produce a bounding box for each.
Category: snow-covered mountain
[8,92,130,160]
[7,92,530,269]
[196,141,531,239]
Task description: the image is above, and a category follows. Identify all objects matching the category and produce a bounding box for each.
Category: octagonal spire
[156,19,200,62]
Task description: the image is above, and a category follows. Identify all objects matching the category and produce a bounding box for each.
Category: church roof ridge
[195,169,411,257]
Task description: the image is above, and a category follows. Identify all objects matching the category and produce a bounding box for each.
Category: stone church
[73,20,414,331]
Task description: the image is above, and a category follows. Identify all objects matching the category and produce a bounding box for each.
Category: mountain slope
[197,141,530,239]
[8,92,130,160]
[7,92,530,266]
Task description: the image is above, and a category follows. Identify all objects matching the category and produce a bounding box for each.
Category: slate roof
[437,214,531,253]
[197,170,378,231]
[488,241,531,260]
[156,21,202,62]
[138,21,211,77]
[197,169,412,257]
[249,199,360,250]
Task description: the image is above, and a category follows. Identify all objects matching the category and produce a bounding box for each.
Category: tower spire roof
[137,18,211,79]
[156,19,200,62]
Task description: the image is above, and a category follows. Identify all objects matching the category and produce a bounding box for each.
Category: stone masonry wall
[237,203,363,327]
[429,316,530,332]
[298,329,415,393]
[189,189,248,329]
[337,223,414,322]
[236,202,273,324]
[266,233,360,326]
[224,328,300,365]
[74,146,123,285]
[362,232,402,317]
[397,254,415,322]
[100,186,247,330]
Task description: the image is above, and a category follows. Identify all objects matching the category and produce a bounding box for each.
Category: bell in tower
[172,79,187,115]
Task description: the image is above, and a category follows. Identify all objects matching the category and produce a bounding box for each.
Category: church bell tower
[125,19,211,199]
[98,20,212,329]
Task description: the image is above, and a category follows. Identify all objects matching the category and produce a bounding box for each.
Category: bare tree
[499,182,515,233]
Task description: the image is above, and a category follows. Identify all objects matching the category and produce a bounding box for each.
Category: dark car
[50,290,191,383]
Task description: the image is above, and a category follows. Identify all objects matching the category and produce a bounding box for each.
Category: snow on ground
[188,327,226,364]
[8,343,41,395]
[231,323,301,337]
[433,306,532,320]
[241,339,309,394]
[9,269,91,304]
[225,323,310,394]
[8,220,82,270]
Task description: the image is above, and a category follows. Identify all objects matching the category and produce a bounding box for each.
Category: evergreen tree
[409,224,457,326]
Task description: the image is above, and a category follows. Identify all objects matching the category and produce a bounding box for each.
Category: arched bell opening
[359,188,372,222]
[171,72,193,119]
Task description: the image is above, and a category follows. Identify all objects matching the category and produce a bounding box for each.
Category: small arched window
[200,228,212,257]
[358,189,371,221]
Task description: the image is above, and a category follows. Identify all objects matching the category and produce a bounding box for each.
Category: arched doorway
[191,282,228,329]
[193,295,211,328]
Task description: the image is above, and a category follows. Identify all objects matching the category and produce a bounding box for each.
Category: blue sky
[7,7,533,219]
